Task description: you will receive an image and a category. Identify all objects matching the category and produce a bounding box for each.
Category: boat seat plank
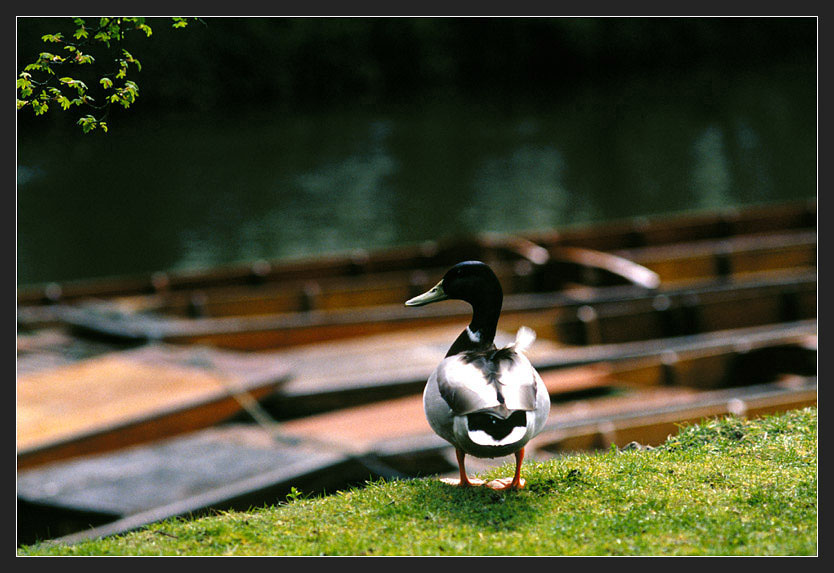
[17,344,291,456]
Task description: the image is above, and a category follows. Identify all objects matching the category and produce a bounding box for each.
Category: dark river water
[16,60,816,287]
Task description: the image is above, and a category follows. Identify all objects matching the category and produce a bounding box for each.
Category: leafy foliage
[16,17,197,133]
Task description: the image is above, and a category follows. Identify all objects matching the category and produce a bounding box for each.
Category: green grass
[19,407,817,556]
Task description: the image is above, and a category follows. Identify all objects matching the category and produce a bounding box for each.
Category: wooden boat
[21,199,809,351]
[16,344,292,470]
[23,226,813,329]
[268,318,817,426]
[608,228,816,287]
[255,317,816,419]
[289,324,815,472]
[17,199,814,309]
[55,267,816,351]
[17,424,376,546]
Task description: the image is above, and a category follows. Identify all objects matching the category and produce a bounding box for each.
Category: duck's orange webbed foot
[440,448,487,487]
[484,476,526,490]
[439,476,486,487]
[485,447,527,490]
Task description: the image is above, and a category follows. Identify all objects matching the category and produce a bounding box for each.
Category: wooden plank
[550,270,816,345]
[612,229,816,283]
[533,319,816,370]
[58,269,816,350]
[17,344,292,469]
[527,200,815,252]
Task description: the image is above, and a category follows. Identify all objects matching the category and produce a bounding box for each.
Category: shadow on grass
[408,468,568,532]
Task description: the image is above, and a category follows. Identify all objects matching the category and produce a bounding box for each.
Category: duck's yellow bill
[405,280,448,306]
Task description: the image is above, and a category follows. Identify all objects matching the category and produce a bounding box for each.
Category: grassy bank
[20,407,817,556]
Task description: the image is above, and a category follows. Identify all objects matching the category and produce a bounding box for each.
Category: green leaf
[41,33,63,43]
[77,115,98,133]
[16,77,32,97]
[122,49,141,70]
[38,52,62,63]
[99,77,113,89]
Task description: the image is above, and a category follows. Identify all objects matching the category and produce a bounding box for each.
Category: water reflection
[16,63,815,286]
[468,145,576,233]
[691,125,732,209]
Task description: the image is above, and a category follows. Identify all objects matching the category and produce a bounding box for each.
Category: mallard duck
[405,260,550,490]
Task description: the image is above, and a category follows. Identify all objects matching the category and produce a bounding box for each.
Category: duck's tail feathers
[512,326,536,354]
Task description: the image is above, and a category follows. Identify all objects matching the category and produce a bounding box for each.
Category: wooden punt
[57,268,816,351]
[608,229,816,287]
[17,424,377,546]
[19,215,813,325]
[16,344,292,470]
[50,226,813,325]
[257,318,816,419]
[266,319,817,436]
[17,199,814,309]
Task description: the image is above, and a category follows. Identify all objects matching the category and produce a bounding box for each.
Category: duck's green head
[405,260,502,307]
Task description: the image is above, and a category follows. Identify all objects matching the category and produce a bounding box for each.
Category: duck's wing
[436,350,538,416]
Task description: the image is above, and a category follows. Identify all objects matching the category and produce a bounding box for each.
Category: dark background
[17,17,816,120]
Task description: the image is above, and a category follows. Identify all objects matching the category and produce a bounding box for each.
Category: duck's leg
[486,447,526,490]
[440,448,485,487]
